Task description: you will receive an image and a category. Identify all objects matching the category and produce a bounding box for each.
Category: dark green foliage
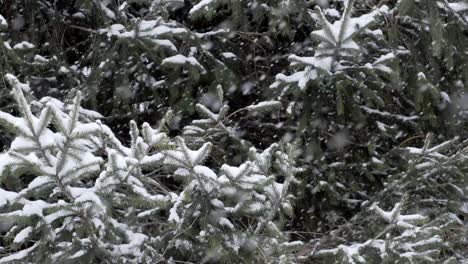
[0,0,467,263]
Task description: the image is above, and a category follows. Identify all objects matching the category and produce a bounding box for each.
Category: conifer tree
[0,75,304,263]
[307,134,467,263]
[1,0,468,263]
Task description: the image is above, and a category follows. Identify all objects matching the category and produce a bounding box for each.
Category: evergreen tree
[0,0,467,263]
[0,75,303,263]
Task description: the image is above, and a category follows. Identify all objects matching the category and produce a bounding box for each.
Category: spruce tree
[0,0,467,263]
[0,75,303,263]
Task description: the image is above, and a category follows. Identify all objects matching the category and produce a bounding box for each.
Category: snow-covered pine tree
[306,134,467,263]
[0,74,304,263]
[259,0,468,247]
[312,199,453,263]
[161,137,303,262]
[157,85,303,262]
[1,1,468,263]
[0,75,172,263]
[271,0,393,108]
[262,0,400,241]
[91,14,238,118]
[0,0,239,136]
[183,84,284,164]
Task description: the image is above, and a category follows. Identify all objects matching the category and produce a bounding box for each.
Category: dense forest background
[0,0,467,263]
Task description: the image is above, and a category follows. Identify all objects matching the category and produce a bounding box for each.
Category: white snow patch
[0,243,39,263]
[13,41,35,50]
[247,101,282,112]
[0,188,19,207]
[13,227,32,244]
[189,0,215,14]
[0,15,7,30]
[162,55,206,72]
